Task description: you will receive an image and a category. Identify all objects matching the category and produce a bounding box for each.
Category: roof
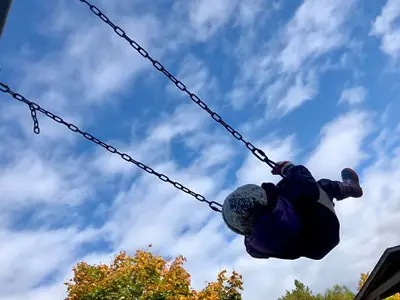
[355,245,400,300]
[0,0,13,38]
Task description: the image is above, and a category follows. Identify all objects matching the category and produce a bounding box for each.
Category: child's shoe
[338,168,363,199]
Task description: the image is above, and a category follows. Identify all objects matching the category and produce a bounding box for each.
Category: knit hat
[222,184,268,236]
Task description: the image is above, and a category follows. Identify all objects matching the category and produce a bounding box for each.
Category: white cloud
[306,111,372,180]
[188,141,237,171]
[103,160,226,255]
[33,14,160,103]
[266,70,318,116]
[148,104,209,144]
[268,0,355,114]
[228,87,250,111]
[370,0,400,59]
[0,150,93,207]
[91,102,215,178]
[188,0,238,40]
[236,135,297,186]
[235,0,265,27]
[322,138,400,293]
[339,86,367,106]
[2,284,66,300]
[0,227,101,299]
[278,0,354,73]
[0,0,168,157]
[229,0,356,117]
[278,72,317,113]
[166,54,218,104]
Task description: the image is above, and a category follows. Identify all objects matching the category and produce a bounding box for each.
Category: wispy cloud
[0,150,92,206]
[278,0,354,73]
[0,227,101,298]
[166,54,218,102]
[266,69,318,116]
[338,85,367,106]
[236,135,297,186]
[306,110,372,180]
[370,0,400,60]
[188,0,238,41]
[229,0,357,117]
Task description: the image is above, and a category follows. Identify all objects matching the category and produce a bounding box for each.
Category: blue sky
[1,0,400,299]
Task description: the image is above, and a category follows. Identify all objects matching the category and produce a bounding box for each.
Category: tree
[357,272,369,292]
[278,280,320,300]
[64,245,243,300]
[358,272,400,300]
[321,285,355,300]
[279,280,354,300]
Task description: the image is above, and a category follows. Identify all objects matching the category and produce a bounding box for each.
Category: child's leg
[317,179,342,200]
[318,168,363,200]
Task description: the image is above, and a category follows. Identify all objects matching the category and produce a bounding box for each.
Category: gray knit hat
[222,184,268,236]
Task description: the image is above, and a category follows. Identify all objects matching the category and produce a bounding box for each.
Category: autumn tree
[65,245,243,300]
[358,272,400,300]
[357,272,369,292]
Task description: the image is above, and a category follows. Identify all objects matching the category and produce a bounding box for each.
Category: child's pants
[317,179,345,201]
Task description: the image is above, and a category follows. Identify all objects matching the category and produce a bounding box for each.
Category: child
[222,161,363,260]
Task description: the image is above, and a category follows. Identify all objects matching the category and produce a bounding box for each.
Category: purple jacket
[244,165,340,260]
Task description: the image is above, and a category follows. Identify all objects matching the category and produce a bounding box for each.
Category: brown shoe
[340,168,363,198]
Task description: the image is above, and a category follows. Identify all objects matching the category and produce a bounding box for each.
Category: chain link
[77,0,278,170]
[29,104,40,134]
[0,82,223,213]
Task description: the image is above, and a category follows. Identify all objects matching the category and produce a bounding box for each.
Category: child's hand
[271,161,294,176]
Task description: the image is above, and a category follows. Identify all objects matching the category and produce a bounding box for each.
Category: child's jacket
[244,165,340,260]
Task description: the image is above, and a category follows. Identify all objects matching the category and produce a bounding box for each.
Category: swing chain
[77,0,278,170]
[29,103,40,134]
[0,82,223,213]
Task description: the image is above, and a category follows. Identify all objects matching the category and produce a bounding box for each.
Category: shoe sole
[342,168,360,185]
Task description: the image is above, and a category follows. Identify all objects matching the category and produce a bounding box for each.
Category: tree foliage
[278,279,319,300]
[321,285,354,300]
[278,280,355,300]
[357,272,369,292]
[65,245,400,300]
[280,271,400,300]
[65,245,243,300]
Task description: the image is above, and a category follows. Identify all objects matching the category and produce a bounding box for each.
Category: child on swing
[222,161,363,260]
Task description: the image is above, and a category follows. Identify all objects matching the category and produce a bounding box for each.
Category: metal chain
[77,0,279,171]
[0,82,223,213]
[29,103,40,134]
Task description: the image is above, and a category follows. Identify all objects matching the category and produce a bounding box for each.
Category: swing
[0,0,281,214]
